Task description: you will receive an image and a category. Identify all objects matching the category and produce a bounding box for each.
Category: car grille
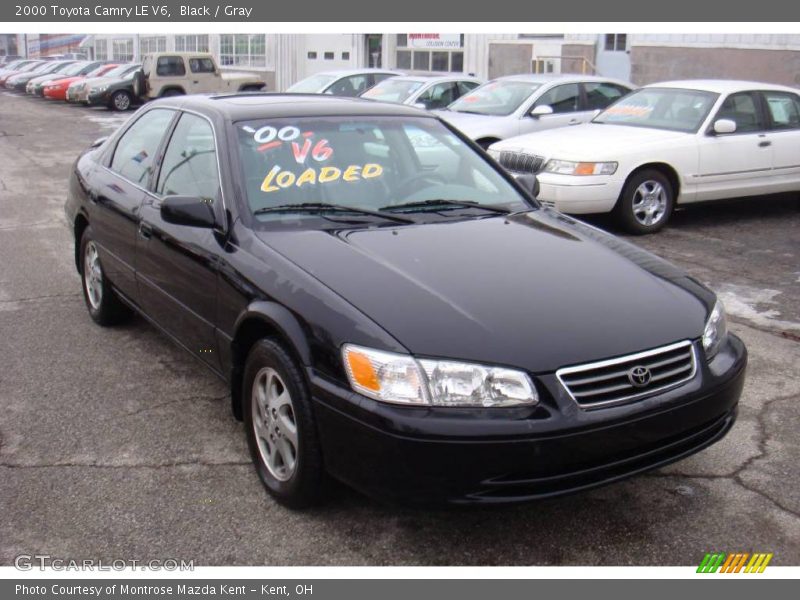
[498,151,544,174]
[556,341,697,409]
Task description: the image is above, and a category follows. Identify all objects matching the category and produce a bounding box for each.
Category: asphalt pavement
[1,92,798,566]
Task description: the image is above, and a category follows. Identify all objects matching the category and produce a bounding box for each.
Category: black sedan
[65,94,747,507]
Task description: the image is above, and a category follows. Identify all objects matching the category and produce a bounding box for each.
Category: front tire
[243,339,325,508]
[109,90,132,111]
[614,169,674,234]
[79,226,130,325]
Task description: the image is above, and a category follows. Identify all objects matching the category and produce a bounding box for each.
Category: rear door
[88,108,176,301]
[761,89,800,192]
[696,91,773,201]
[136,111,224,371]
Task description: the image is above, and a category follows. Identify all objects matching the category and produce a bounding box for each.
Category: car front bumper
[86,90,111,106]
[308,335,747,504]
[535,172,625,214]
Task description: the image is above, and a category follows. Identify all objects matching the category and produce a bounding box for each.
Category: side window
[189,58,215,74]
[456,80,479,97]
[584,82,630,110]
[156,56,186,77]
[534,83,581,114]
[328,75,365,96]
[156,113,219,202]
[372,73,395,85]
[716,92,764,133]
[416,82,458,110]
[110,109,175,185]
[762,91,800,130]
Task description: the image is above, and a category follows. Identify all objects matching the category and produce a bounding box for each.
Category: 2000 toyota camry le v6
[65,94,747,507]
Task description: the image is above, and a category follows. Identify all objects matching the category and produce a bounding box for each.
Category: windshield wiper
[380,199,510,215]
[252,202,415,224]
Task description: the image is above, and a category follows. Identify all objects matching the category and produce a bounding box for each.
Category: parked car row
[2,52,268,111]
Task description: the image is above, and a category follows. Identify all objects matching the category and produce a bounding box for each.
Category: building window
[112,39,134,62]
[219,34,266,68]
[604,34,627,52]
[395,34,464,73]
[324,52,334,60]
[94,39,107,61]
[174,35,209,53]
[139,36,166,55]
[307,52,317,59]
[342,51,350,60]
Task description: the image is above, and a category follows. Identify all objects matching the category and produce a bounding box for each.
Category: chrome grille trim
[556,340,697,410]
[499,151,545,174]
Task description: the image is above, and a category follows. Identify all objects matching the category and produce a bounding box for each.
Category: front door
[696,91,773,201]
[89,108,176,300]
[136,111,224,371]
[520,82,587,135]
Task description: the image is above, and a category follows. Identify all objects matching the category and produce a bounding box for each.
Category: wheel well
[159,86,185,97]
[73,214,89,273]
[476,137,500,150]
[229,317,303,420]
[626,163,681,199]
[238,83,265,92]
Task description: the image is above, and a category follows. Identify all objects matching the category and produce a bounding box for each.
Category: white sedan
[488,80,800,233]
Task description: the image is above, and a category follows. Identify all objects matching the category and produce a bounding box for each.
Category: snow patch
[716,283,800,332]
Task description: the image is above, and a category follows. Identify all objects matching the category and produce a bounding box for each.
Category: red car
[43,63,118,101]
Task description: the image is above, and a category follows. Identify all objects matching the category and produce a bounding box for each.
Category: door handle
[568,119,580,125]
[758,140,772,147]
[193,80,199,84]
[138,222,153,240]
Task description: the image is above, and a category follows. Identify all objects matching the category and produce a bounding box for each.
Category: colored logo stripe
[697,552,773,573]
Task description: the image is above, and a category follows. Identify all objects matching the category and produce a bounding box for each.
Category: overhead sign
[407,34,462,49]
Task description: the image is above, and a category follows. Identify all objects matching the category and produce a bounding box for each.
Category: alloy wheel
[251,367,299,482]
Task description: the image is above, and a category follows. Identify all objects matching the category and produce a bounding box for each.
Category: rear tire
[243,339,325,508]
[613,169,674,234]
[79,226,131,326]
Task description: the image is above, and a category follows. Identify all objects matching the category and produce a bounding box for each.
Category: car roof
[495,73,629,85]
[151,93,434,121]
[379,74,480,83]
[306,69,404,78]
[644,79,800,94]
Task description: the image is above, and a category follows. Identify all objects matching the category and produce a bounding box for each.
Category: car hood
[47,76,82,87]
[78,75,120,88]
[491,123,691,160]
[256,211,709,372]
[435,110,510,139]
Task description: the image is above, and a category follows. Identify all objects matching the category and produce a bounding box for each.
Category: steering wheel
[392,171,448,200]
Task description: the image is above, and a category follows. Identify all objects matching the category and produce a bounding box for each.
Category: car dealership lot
[0,93,798,565]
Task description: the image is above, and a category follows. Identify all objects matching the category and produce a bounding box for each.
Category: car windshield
[235,116,531,226]
[448,80,542,116]
[361,79,425,103]
[60,62,89,77]
[287,74,338,93]
[100,64,131,78]
[593,87,719,133]
[86,64,113,77]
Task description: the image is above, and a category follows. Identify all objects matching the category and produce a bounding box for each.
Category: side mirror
[516,173,540,199]
[530,104,554,118]
[160,195,216,228]
[713,119,737,135]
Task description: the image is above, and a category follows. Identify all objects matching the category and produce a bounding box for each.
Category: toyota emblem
[628,366,652,388]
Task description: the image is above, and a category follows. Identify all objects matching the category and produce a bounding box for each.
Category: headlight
[90,85,108,94]
[702,299,727,359]
[544,159,618,176]
[342,344,538,407]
